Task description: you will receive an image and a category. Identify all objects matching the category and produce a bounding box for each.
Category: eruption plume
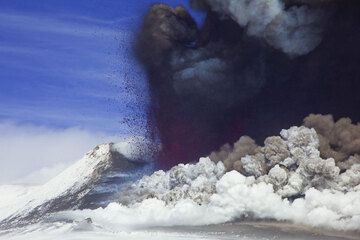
[136,1,360,168]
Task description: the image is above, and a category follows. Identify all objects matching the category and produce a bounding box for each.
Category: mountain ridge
[0,143,149,229]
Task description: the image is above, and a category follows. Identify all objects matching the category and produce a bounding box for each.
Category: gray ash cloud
[211,114,360,176]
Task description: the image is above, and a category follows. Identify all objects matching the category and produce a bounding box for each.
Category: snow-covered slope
[0,185,39,221]
[0,143,149,229]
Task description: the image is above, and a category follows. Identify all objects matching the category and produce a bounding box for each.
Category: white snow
[0,144,115,221]
[0,185,39,220]
[0,221,217,240]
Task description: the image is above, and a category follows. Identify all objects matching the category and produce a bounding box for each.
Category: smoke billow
[109,121,360,232]
[120,115,360,204]
[304,114,360,166]
[209,136,260,172]
[209,114,360,197]
[136,1,360,168]
[136,4,197,71]
[191,0,325,56]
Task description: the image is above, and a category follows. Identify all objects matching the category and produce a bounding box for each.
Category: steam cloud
[94,116,360,232]
[134,115,359,200]
[191,0,324,56]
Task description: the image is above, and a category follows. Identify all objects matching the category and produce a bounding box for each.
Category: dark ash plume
[136,1,360,168]
[136,4,197,72]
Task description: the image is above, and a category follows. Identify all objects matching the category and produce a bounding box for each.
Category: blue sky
[0,0,201,136]
[0,0,206,183]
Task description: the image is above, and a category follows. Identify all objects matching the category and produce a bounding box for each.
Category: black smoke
[135,0,360,168]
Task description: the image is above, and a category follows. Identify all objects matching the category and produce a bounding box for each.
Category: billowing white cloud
[0,121,123,184]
